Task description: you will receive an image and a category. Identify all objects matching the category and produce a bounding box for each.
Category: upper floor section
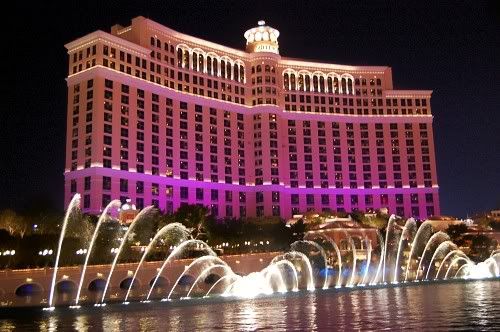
[65,16,431,115]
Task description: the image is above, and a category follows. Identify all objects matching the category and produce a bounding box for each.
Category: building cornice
[384,90,433,98]
[279,58,390,74]
[64,30,150,55]
[142,17,250,59]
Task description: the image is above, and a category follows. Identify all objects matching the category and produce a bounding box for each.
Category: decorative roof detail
[244,21,280,54]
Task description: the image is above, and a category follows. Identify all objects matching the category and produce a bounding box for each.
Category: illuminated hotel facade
[64,16,440,219]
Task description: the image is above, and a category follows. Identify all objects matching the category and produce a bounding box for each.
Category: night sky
[3,1,499,217]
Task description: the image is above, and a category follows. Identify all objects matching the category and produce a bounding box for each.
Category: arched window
[334,77,339,93]
[313,76,319,92]
[341,78,347,94]
[239,65,245,83]
[298,74,304,90]
[283,73,289,90]
[226,62,231,79]
[177,48,183,68]
[347,78,353,94]
[319,76,325,93]
[290,74,296,90]
[327,77,333,93]
[305,75,311,92]
[213,58,218,76]
[183,49,190,68]
[251,66,255,74]
[207,56,212,74]
[198,54,204,72]
[233,63,239,81]
[192,52,198,71]
[256,65,262,73]
[265,65,270,72]
[220,60,226,78]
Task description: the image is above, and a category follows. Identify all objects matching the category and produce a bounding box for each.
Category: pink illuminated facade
[64,17,440,219]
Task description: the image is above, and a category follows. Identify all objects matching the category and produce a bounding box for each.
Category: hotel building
[64,16,440,219]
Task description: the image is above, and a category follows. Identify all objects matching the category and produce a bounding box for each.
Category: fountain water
[167,255,226,300]
[404,221,433,282]
[185,264,234,298]
[291,240,329,289]
[100,205,156,304]
[383,215,400,283]
[204,274,240,298]
[124,223,191,302]
[415,231,450,281]
[41,196,500,309]
[424,241,457,280]
[147,239,215,300]
[393,218,416,283]
[359,238,372,286]
[304,233,342,288]
[74,199,121,306]
[434,249,468,279]
[271,251,315,291]
[46,194,81,310]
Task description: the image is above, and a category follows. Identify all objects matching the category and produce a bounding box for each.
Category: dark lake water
[0,280,498,331]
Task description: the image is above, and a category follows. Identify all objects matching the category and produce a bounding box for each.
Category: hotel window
[196,188,204,201]
[180,187,189,199]
[102,176,111,190]
[120,179,128,192]
[152,183,159,196]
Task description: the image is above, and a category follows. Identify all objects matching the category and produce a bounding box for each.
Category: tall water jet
[147,239,215,300]
[359,238,372,286]
[454,263,473,278]
[304,233,342,288]
[167,255,226,300]
[269,260,300,291]
[346,237,358,287]
[393,218,416,283]
[47,193,81,309]
[370,230,385,285]
[415,231,450,281]
[271,251,315,290]
[185,264,234,298]
[424,241,457,280]
[125,223,191,302]
[382,215,400,283]
[74,199,121,306]
[444,256,471,279]
[404,221,433,282]
[434,249,468,280]
[100,205,155,303]
[204,274,239,298]
[223,272,273,298]
[291,240,329,289]
[262,263,287,293]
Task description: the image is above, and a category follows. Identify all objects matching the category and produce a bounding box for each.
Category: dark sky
[3,1,499,217]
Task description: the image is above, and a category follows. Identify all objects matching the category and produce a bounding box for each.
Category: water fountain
[38,195,500,310]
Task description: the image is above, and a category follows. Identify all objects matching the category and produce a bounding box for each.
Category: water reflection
[0,281,498,331]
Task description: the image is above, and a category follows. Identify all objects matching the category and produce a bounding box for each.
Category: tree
[167,204,210,239]
[490,221,500,231]
[446,223,468,242]
[470,235,496,262]
[0,209,30,238]
[289,219,306,242]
